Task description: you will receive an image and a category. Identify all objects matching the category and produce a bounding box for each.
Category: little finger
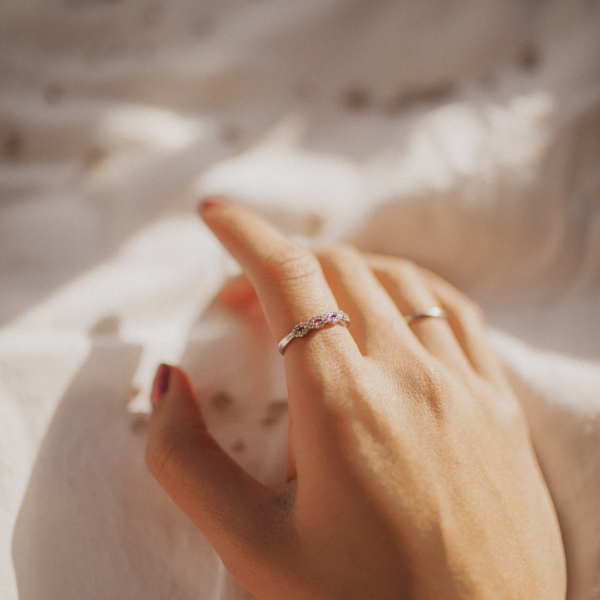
[422,269,509,388]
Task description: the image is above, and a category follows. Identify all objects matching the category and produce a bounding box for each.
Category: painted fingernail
[199,197,226,211]
[151,363,170,406]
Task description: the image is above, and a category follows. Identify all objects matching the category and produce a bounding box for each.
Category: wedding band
[278,311,350,355]
[405,306,448,325]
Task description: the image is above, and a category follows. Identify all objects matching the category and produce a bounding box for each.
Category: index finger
[199,200,358,361]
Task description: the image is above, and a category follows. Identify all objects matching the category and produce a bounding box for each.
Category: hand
[146,201,566,599]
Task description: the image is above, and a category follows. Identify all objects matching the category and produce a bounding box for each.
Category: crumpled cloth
[1,0,599,598]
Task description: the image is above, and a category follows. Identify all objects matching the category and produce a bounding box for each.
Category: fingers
[146,364,290,565]
[199,200,359,362]
[316,246,417,358]
[365,254,473,374]
[200,200,501,387]
[421,270,508,387]
[363,253,505,385]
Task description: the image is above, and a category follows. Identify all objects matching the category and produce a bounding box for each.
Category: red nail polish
[199,197,226,211]
[151,363,170,406]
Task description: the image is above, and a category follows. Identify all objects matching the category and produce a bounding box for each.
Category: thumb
[146,364,290,568]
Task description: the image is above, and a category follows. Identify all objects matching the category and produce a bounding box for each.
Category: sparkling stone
[293,323,310,336]
[309,316,324,328]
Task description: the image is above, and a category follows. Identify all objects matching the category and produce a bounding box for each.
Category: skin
[146,202,567,599]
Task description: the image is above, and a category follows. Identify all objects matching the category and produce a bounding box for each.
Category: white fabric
[1,0,599,598]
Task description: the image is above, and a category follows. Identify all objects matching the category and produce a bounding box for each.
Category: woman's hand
[146,201,566,599]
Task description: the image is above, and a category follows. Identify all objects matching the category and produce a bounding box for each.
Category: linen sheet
[1,0,599,598]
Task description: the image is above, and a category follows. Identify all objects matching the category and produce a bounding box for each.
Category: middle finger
[317,245,418,359]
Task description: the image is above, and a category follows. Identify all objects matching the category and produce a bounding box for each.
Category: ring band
[278,311,350,355]
[405,306,448,325]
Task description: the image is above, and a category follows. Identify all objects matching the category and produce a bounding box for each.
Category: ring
[278,311,350,355]
[405,306,448,325]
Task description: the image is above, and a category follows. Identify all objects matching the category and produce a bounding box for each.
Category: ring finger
[366,254,473,373]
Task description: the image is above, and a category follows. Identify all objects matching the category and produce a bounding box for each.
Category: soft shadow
[11,316,222,600]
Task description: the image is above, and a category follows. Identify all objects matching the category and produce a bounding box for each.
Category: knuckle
[263,249,321,284]
[426,363,449,394]
[400,357,451,413]
[420,365,451,413]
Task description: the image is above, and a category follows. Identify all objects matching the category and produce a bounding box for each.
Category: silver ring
[278,311,350,355]
[405,306,448,325]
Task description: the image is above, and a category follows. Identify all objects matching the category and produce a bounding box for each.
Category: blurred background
[1,1,599,598]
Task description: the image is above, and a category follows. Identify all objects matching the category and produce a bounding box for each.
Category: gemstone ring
[278,311,350,355]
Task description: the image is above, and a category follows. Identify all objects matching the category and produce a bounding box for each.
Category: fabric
[1,0,599,598]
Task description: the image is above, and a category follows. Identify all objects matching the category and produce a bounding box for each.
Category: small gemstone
[291,311,349,339]
[293,323,309,336]
[309,316,324,328]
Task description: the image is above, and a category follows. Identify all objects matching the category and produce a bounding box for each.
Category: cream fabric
[1,0,599,598]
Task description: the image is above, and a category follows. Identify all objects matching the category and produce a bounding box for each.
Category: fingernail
[199,197,227,211]
[151,363,171,406]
